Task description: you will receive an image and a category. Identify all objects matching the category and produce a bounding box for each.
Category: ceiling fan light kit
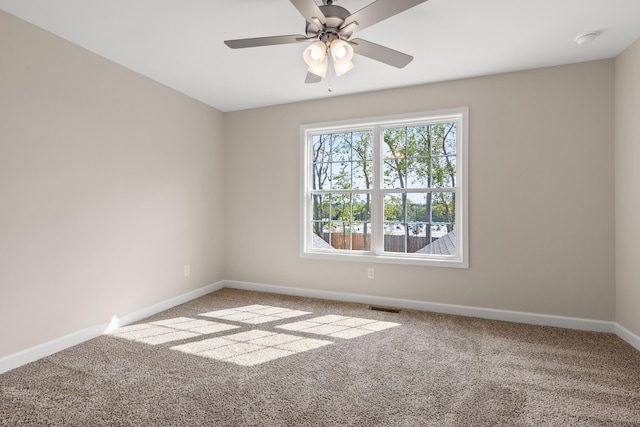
[224,0,429,84]
[304,38,354,77]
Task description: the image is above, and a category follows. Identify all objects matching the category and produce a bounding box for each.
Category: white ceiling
[2,0,639,112]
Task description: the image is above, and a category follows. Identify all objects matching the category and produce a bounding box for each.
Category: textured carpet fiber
[1,288,639,426]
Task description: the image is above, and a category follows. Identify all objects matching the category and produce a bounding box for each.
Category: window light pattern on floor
[109,305,401,367]
[200,304,311,324]
[108,317,240,345]
[171,330,332,366]
[276,314,400,339]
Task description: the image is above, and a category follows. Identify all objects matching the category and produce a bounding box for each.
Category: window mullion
[371,124,384,255]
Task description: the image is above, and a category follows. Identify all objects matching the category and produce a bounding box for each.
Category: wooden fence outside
[322,232,429,253]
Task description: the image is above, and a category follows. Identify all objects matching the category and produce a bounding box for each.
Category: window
[301,108,468,267]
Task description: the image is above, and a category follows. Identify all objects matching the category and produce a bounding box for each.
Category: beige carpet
[1,288,639,426]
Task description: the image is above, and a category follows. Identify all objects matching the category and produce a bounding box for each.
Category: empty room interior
[1,0,640,425]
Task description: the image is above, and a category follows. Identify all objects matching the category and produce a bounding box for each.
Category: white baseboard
[0,322,111,376]
[0,281,226,375]
[223,280,616,334]
[2,279,638,375]
[107,281,225,332]
[615,323,640,352]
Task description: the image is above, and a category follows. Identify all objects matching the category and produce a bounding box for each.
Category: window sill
[301,250,468,268]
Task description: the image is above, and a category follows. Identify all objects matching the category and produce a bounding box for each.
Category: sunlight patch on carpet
[171,332,331,366]
[200,305,311,324]
[108,305,401,366]
[107,317,240,345]
[277,315,400,339]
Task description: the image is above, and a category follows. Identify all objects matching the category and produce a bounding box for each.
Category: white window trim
[300,107,469,268]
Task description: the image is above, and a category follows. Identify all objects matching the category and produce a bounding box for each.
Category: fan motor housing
[305,4,352,39]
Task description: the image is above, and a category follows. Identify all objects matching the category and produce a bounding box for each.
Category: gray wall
[0,11,226,358]
[224,60,615,321]
[615,37,640,338]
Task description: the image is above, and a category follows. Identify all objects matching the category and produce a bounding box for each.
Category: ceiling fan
[224,0,428,83]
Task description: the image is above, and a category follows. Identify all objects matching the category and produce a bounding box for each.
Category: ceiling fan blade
[224,35,308,49]
[290,0,326,25]
[350,38,413,68]
[305,72,323,84]
[341,0,428,32]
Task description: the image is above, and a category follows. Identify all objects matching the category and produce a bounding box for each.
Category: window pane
[330,133,351,162]
[329,161,347,190]
[406,156,430,188]
[382,128,408,189]
[417,192,456,256]
[311,193,371,252]
[430,192,455,226]
[311,193,329,237]
[384,193,426,253]
[431,155,456,188]
[431,123,457,189]
[352,161,371,190]
[313,131,373,191]
[383,123,457,190]
[311,134,331,191]
[383,192,456,255]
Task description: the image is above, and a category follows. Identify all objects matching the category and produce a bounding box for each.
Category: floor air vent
[369,305,401,314]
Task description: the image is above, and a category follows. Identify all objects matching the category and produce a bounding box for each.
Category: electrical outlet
[367,268,375,279]
[184,265,190,277]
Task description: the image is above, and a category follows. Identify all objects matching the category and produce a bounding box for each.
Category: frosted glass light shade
[308,56,328,77]
[333,60,354,76]
[330,39,353,61]
[304,41,328,77]
[330,39,354,76]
